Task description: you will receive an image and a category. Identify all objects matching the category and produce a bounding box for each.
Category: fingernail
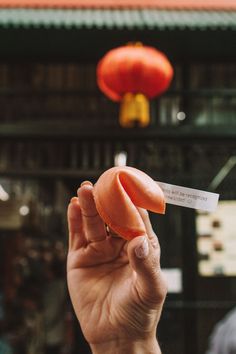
[135,237,149,259]
[70,197,78,203]
[81,181,93,187]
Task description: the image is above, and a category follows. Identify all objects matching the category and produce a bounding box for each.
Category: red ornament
[97,43,173,127]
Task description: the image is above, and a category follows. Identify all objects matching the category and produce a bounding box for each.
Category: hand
[67,182,167,354]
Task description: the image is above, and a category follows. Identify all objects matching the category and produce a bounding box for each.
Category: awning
[0,8,235,29]
[0,0,235,10]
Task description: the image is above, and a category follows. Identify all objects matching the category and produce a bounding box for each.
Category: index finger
[67,198,87,250]
[77,183,107,243]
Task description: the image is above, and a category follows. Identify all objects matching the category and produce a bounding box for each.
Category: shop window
[197,201,236,276]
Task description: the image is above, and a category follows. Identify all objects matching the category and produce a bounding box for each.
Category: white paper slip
[157,181,219,212]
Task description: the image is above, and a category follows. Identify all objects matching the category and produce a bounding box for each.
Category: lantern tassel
[119,93,150,128]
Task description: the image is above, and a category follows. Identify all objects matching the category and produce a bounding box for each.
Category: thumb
[127,235,167,306]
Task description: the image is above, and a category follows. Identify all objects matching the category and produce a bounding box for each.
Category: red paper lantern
[97,43,173,127]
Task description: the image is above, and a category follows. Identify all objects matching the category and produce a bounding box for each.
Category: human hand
[67,181,167,354]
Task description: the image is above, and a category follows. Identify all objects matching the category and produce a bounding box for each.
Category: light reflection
[177,111,186,121]
[114,151,127,167]
[19,205,30,216]
[0,184,9,201]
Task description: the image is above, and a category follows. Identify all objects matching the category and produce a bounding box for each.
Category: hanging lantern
[97,43,173,128]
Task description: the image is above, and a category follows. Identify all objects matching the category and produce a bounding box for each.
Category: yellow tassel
[119,93,150,128]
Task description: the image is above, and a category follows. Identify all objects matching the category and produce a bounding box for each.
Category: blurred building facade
[0,1,235,354]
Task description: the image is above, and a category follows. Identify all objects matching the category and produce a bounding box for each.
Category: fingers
[77,182,107,243]
[127,235,167,307]
[67,197,87,250]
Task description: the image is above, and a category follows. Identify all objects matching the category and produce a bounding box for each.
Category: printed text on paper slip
[157,182,219,212]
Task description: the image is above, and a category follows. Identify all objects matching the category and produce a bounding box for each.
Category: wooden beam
[0,122,235,140]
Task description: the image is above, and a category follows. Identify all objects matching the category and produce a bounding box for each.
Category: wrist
[90,337,162,354]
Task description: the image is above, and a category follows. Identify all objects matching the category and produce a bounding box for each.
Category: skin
[67,181,168,354]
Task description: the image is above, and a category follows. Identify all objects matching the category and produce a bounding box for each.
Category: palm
[67,237,148,344]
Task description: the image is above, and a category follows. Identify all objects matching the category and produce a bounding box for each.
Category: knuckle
[150,234,160,250]
[151,272,168,304]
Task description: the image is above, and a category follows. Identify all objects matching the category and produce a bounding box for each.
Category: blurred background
[0,1,236,353]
